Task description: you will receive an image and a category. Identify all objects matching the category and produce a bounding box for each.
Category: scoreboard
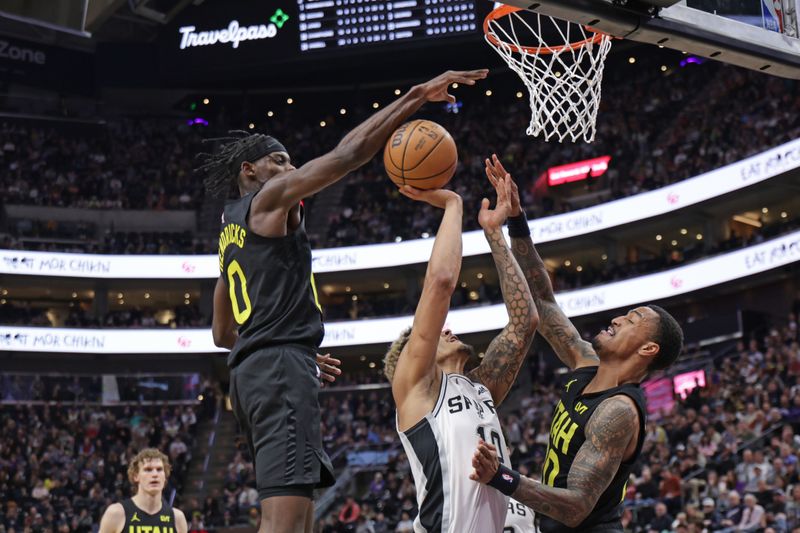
[154,0,488,81]
[296,0,479,52]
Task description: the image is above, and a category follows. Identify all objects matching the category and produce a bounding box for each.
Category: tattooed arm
[485,155,598,370]
[471,396,639,528]
[467,175,538,405]
[511,236,598,369]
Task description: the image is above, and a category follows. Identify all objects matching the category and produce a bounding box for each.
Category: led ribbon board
[1,138,798,279]
[1,229,799,353]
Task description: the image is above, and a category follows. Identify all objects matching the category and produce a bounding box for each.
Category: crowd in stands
[0,302,206,328]
[0,404,201,532]
[1,59,798,255]
[1,374,209,403]
[2,229,214,255]
[0,120,205,211]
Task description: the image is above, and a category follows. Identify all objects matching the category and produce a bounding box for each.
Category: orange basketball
[383,119,457,190]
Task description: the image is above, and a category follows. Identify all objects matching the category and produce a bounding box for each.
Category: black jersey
[120,498,175,533]
[218,194,324,368]
[538,366,646,533]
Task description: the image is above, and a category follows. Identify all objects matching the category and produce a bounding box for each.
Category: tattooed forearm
[511,236,555,303]
[510,235,598,369]
[513,477,587,528]
[485,228,537,346]
[512,396,638,528]
[467,227,537,404]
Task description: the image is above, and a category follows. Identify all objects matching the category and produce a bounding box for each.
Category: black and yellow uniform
[120,498,175,533]
[219,193,334,499]
[538,367,646,533]
[219,192,324,366]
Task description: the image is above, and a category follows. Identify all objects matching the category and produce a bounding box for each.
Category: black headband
[230,134,287,176]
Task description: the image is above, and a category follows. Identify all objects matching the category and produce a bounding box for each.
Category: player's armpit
[509,235,598,369]
[212,276,238,349]
[98,503,125,533]
[509,396,637,527]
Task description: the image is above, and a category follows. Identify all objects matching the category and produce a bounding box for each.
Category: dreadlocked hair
[195,130,263,198]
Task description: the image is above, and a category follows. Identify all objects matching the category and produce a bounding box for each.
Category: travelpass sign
[178,10,290,49]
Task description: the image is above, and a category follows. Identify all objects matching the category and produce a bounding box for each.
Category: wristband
[487,464,520,496]
[507,212,530,238]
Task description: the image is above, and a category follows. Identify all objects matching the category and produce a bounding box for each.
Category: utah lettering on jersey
[127,526,174,533]
[218,223,247,270]
[542,400,579,486]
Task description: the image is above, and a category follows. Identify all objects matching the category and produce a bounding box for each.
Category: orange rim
[483,5,606,55]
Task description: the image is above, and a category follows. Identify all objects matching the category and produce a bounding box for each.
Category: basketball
[383,119,458,189]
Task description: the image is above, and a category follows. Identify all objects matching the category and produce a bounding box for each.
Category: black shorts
[229,344,335,500]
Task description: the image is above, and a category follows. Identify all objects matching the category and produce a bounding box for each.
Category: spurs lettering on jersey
[398,373,511,533]
[505,498,538,533]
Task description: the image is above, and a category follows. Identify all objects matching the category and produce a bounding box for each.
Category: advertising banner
[2,229,798,352]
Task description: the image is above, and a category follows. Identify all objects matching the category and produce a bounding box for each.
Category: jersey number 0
[227,259,252,324]
[226,261,323,324]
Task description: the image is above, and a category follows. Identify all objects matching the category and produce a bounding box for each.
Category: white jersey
[397,372,511,533]
[504,498,538,533]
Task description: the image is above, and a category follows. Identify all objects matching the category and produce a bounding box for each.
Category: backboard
[494,0,800,79]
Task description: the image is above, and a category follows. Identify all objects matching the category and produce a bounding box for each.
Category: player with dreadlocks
[198,68,487,533]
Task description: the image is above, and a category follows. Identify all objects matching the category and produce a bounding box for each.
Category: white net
[485,9,612,143]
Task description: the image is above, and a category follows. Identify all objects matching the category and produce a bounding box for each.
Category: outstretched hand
[485,154,521,217]
[478,173,512,231]
[470,440,500,484]
[399,185,462,209]
[415,69,489,104]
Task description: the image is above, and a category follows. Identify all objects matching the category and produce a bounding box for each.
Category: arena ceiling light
[733,215,763,227]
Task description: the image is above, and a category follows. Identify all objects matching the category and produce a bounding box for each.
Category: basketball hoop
[484,5,612,143]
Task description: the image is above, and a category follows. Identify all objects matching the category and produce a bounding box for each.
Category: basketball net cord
[485,10,612,143]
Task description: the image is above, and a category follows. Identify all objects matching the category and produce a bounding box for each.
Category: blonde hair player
[385,174,538,533]
[98,448,188,533]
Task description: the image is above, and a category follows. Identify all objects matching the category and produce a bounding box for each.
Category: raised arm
[471,395,639,528]
[252,70,487,213]
[467,174,538,405]
[485,155,598,370]
[392,188,463,409]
